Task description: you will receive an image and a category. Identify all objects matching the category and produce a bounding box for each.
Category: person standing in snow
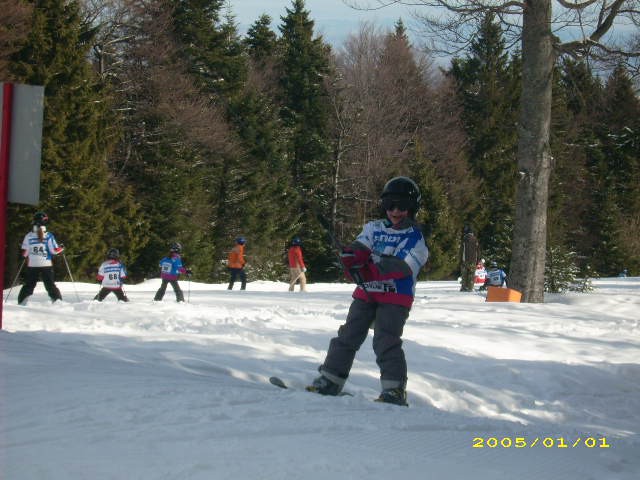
[460,224,480,292]
[17,212,64,305]
[481,261,507,289]
[227,237,247,290]
[94,248,129,302]
[287,237,307,292]
[154,242,191,302]
[308,177,429,406]
[474,259,487,288]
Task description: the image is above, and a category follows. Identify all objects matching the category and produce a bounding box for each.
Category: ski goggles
[381,197,412,211]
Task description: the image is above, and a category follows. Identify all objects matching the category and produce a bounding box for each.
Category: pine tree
[278,0,334,279]
[278,0,331,191]
[7,0,145,281]
[244,14,278,62]
[551,60,603,273]
[226,90,296,280]
[600,66,640,213]
[105,0,235,281]
[216,5,248,98]
[0,0,32,79]
[171,0,245,96]
[595,66,640,274]
[545,245,580,293]
[411,142,459,279]
[448,13,519,268]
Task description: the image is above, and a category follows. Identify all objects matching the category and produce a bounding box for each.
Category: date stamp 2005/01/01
[472,437,611,449]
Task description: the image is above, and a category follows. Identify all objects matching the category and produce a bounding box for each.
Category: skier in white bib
[95,248,129,302]
[17,212,64,305]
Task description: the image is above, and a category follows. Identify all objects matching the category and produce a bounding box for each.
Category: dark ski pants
[321,299,410,390]
[154,279,184,302]
[227,268,246,290]
[18,266,62,304]
[95,287,129,302]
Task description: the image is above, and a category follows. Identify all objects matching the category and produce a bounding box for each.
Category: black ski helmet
[170,242,182,253]
[236,237,246,245]
[291,237,302,246]
[380,177,421,216]
[107,248,120,260]
[33,211,49,226]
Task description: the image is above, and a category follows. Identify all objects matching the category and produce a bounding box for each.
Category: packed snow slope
[1,278,639,480]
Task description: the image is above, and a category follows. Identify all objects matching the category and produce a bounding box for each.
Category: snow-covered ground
[1,277,639,479]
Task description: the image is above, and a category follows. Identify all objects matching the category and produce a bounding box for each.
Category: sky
[230,0,422,48]
[1,276,639,479]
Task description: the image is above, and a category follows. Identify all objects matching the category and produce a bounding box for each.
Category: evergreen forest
[2,0,639,288]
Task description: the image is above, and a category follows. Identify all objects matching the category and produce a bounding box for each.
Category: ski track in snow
[1,278,639,479]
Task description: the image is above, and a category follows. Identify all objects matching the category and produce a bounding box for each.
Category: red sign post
[0,83,15,329]
[1,83,44,329]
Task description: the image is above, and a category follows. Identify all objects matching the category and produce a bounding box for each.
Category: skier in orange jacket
[227,237,247,290]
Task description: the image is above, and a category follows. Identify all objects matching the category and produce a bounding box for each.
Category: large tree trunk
[509,0,554,302]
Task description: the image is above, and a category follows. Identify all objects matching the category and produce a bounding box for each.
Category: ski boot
[375,387,408,406]
[306,375,342,396]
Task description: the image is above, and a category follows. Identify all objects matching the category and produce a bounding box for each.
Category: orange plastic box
[486,286,522,303]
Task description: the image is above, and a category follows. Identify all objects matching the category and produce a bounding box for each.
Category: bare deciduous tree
[333,22,430,229]
[329,21,475,247]
[81,0,236,175]
[348,0,640,301]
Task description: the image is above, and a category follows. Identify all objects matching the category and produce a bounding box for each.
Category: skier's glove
[185,269,193,276]
[54,245,65,254]
[363,255,411,281]
[340,247,370,270]
[359,263,382,283]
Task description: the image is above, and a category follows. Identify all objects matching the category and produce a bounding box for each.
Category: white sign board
[2,83,44,205]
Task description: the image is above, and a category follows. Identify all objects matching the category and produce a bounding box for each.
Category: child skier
[154,242,191,302]
[483,261,507,288]
[227,237,247,290]
[94,248,129,302]
[287,237,307,292]
[308,177,429,406]
[17,212,64,305]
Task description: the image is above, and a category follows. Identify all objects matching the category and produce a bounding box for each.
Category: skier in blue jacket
[153,243,191,302]
[482,261,507,289]
[308,177,429,406]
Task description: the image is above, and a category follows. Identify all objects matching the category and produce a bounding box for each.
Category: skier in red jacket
[288,237,307,292]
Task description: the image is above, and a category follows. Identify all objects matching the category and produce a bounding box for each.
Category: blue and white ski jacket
[159,254,186,281]
[351,218,428,308]
[21,227,63,268]
[485,268,507,287]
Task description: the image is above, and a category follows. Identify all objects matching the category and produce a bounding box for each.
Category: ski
[269,376,353,397]
[269,376,289,389]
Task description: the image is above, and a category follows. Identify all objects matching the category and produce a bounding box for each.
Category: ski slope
[1,278,639,479]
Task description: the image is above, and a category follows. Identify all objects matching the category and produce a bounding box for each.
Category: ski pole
[91,286,101,303]
[121,285,130,302]
[61,252,81,302]
[4,257,26,303]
